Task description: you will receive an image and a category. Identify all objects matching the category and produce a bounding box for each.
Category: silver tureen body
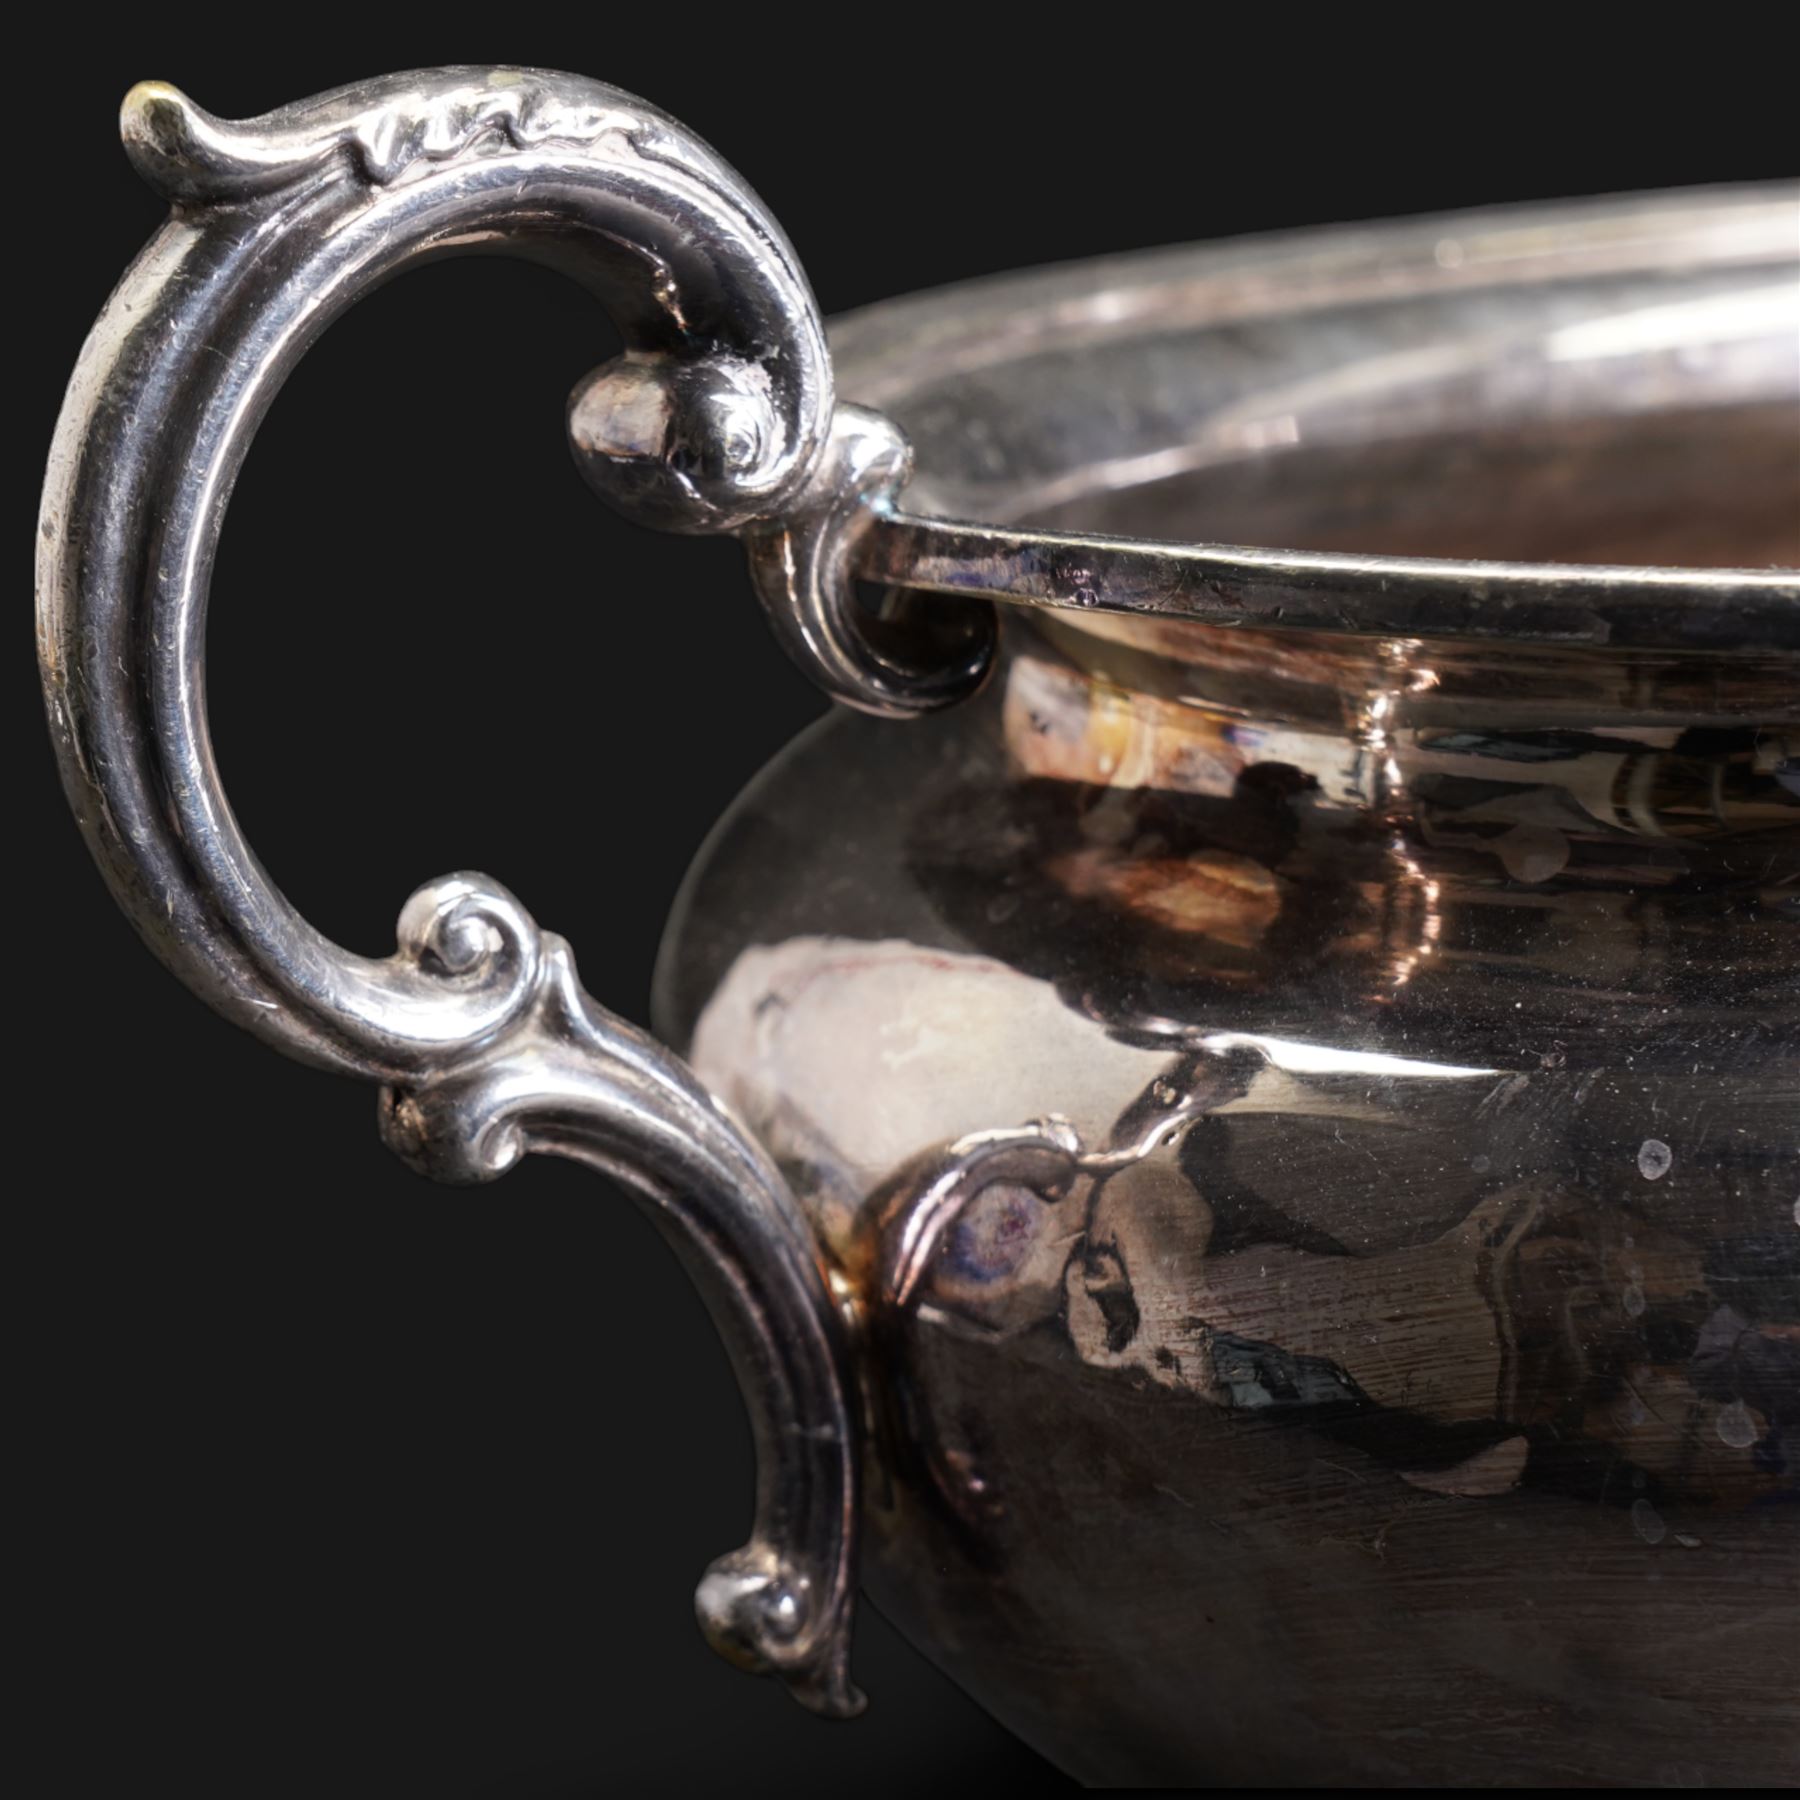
[38,69,1797,1786]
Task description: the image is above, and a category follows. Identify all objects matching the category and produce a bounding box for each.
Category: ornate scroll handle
[33,65,969,1716]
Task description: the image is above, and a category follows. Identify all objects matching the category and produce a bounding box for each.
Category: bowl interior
[834,187,1800,574]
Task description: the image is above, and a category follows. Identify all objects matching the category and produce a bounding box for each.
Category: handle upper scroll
[43,65,831,1076]
[34,65,938,1717]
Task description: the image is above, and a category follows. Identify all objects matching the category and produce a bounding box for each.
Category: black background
[19,23,1793,1797]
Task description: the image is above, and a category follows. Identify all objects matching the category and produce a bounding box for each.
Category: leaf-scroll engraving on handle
[36,68,890,1714]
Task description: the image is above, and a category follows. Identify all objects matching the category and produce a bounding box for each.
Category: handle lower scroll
[378,876,862,1716]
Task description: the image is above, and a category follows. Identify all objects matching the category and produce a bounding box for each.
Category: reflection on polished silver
[38,65,869,1715]
[36,61,1800,1787]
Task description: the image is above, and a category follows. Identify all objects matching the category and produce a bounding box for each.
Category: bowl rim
[835,184,1800,652]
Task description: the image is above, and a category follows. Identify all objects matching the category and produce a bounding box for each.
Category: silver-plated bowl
[38,67,1798,1786]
